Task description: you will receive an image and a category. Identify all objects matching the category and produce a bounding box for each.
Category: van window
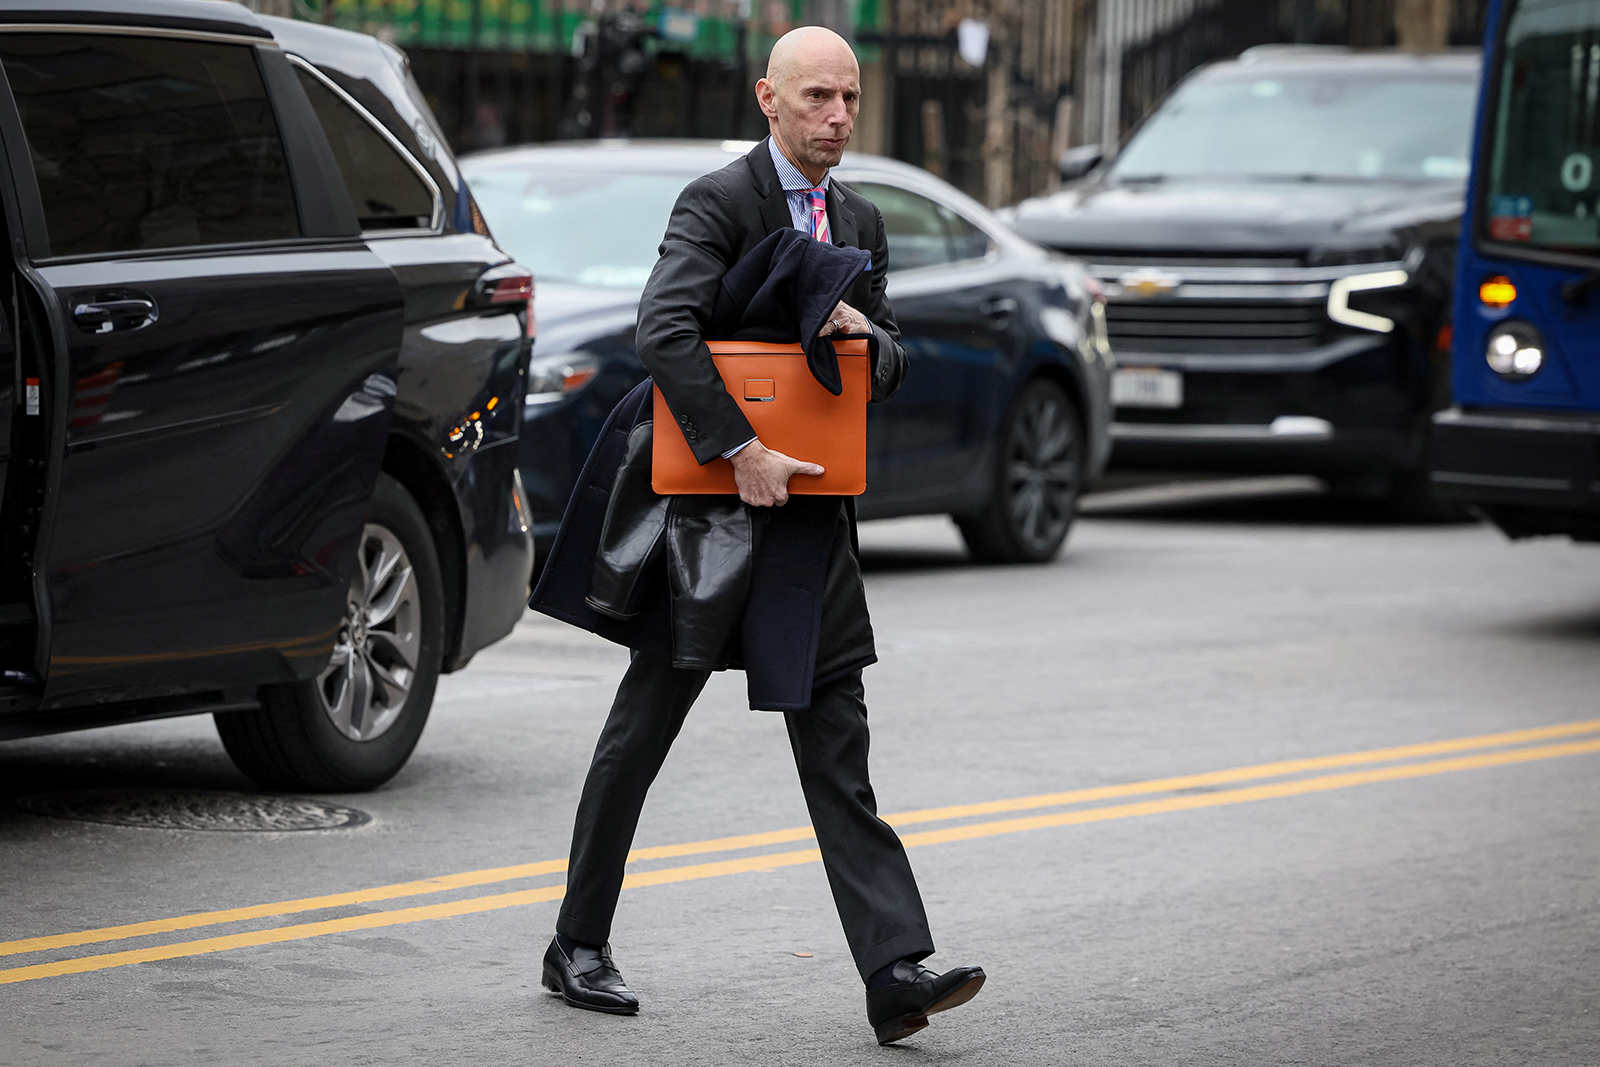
[293,65,435,232]
[0,34,299,256]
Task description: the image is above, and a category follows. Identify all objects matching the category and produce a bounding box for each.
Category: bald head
[766,26,858,89]
[757,27,861,184]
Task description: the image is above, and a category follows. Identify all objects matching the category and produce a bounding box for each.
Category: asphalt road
[2,483,1597,1066]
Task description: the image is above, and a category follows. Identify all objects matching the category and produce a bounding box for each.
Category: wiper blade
[1117,172,1331,184]
[1243,173,1329,183]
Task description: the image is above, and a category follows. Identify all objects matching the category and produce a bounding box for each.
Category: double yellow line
[4,718,1598,986]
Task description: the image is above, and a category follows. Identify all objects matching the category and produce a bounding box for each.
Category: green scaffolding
[301,1,882,59]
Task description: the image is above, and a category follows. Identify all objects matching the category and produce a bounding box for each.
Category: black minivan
[0,1,533,790]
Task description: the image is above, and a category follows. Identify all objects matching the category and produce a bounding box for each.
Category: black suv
[0,1,533,789]
[1010,47,1480,511]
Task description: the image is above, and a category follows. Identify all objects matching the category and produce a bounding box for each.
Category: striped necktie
[807,186,830,243]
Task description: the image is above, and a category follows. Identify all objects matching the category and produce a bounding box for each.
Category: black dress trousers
[555,652,935,981]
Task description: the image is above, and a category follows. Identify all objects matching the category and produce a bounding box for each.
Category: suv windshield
[466,167,692,287]
[1112,67,1478,183]
[1482,0,1600,256]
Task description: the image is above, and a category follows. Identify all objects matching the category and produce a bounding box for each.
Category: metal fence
[404,18,768,152]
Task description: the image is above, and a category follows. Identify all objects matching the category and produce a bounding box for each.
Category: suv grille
[1105,300,1326,354]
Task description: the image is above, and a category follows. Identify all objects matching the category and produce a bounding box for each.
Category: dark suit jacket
[637,138,909,463]
[531,139,904,711]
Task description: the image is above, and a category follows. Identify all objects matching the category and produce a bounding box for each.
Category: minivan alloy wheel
[319,523,420,742]
[216,473,444,792]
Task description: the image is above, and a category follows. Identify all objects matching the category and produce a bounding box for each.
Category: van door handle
[73,297,158,334]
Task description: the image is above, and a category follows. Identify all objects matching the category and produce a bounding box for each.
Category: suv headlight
[1484,320,1545,381]
[526,351,600,404]
[1327,269,1409,333]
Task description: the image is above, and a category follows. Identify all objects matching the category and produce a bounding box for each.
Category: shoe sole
[541,964,639,1015]
[926,971,985,1017]
[873,972,986,1045]
[874,1012,929,1045]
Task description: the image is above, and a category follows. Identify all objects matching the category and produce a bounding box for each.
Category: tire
[216,473,445,792]
[958,377,1083,564]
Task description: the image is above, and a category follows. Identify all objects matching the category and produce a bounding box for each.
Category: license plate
[1113,367,1183,409]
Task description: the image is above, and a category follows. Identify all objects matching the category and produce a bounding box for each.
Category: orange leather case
[652,339,869,496]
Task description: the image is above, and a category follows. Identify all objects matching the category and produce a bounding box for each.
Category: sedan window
[945,205,995,262]
[851,182,992,272]
[465,167,692,287]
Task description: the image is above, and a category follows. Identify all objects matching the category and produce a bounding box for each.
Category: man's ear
[755,77,779,118]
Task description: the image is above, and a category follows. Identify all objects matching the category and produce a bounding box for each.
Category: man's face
[759,60,860,173]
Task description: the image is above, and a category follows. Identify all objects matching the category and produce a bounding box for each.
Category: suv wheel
[216,473,444,791]
[958,378,1083,563]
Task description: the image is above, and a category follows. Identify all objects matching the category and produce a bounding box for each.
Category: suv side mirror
[1058,145,1105,183]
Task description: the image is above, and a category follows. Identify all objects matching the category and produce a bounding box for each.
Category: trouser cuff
[555,908,612,947]
[855,930,936,983]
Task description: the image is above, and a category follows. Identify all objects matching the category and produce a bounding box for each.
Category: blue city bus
[1429,0,1600,539]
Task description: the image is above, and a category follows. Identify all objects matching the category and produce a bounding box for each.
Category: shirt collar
[768,136,828,193]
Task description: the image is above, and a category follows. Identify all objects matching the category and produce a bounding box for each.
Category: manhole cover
[15,789,371,832]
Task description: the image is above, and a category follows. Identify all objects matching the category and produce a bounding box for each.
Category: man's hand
[818,300,871,337]
[728,439,824,506]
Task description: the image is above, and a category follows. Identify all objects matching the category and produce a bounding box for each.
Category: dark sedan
[463,141,1112,563]
[1008,47,1480,514]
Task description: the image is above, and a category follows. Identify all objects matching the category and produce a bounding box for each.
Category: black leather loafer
[541,937,639,1015]
[865,960,985,1045]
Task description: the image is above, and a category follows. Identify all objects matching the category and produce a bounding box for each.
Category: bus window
[1483,0,1600,253]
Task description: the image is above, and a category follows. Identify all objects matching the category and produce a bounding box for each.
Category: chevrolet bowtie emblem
[1117,268,1183,299]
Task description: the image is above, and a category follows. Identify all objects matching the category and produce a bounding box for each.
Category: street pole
[1098,0,1121,153]
[1395,0,1450,49]
[735,13,749,138]
[884,0,898,160]
[466,0,482,149]
[983,27,1013,208]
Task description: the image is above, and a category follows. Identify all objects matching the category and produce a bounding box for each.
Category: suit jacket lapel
[826,184,858,250]
[747,138,860,249]
[747,138,794,239]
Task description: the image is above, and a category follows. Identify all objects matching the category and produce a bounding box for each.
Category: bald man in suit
[540,27,985,1047]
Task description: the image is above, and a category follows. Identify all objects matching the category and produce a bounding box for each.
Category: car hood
[1009,178,1465,256]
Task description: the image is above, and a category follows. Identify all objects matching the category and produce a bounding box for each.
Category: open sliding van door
[0,130,51,712]
[0,9,406,732]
